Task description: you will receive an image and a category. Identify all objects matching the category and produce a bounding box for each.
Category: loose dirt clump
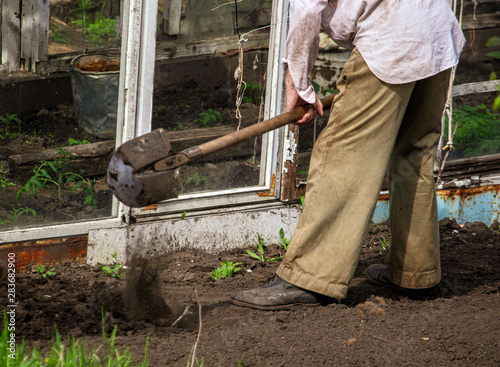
[1,219,499,366]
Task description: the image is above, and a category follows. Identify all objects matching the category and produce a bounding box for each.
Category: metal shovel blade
[106,128,182,207]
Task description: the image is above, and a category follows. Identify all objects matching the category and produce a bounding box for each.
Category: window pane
[153,0,272,195]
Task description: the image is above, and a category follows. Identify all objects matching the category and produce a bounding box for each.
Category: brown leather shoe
[231,274,323,310]
[365,264,440,300]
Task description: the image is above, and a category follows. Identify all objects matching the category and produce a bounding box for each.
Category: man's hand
[285,71,324,125]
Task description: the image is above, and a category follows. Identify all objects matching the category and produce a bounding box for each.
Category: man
[231,0,465,310]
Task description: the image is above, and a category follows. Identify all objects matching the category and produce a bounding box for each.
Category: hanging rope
[435,0,465,188]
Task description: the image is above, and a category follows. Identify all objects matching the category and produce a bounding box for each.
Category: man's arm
[284,0,329,124]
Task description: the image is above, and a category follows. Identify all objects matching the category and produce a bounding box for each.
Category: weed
[0,114,22,139]
[242,82,262,104]
[100,253,124,279]
[347,297,386,367]
[17,148,98,209]
[2,205,38,227]
[299,195,305,210]
[71,0,117,44]
[0,313,150,365]
[196,109,222,128]
[246,234,280,262]
[49,22,69,43]
[378,237,389,250]
[278,228,290,251]
[68,138,90,146]
[36,264,56,279]
[210,260,242,280]
[184,172,210,190]
[180,211,187,219]
[0,165,15,192]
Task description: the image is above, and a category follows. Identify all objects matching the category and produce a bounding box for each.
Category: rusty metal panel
[0,235,87,277]
[373,185,500,226]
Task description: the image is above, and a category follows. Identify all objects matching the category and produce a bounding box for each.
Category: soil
[1,219,499,366]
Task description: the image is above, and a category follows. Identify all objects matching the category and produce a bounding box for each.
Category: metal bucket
[69,54,120,139]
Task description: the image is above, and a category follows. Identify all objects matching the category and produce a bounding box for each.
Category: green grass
[1,313,150,366]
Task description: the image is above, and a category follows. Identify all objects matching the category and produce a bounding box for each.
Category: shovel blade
[116,128,173,171]
[107,152,180,208]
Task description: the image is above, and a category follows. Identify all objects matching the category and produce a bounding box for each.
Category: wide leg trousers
[276,48,450,299]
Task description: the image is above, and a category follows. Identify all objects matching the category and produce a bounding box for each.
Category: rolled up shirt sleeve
[283,0,330,104]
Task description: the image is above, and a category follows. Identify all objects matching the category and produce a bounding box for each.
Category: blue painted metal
[373,185,500,226]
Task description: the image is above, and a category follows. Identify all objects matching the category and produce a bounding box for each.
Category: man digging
[231,0,465,310]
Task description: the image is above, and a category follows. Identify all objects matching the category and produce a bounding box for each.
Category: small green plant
[71,0,117,44]
[49,22,69,43]
[246,234,280,262]
[299,195,305,210]
[36,264,56,279]
[0,312,150,365]
[0,114,22,139]
[6,205,37,227]
[0,165,15,193]
[184,172,210,190]
[278,228,291,251]
[486,36,500,110]
[68,138,90,146]
[180,211,187,219]
[196,109,222,128]
[100,252,124,279]
[210,260,242,280]
[242,82,262,104]
[17,148,98,209]
[378,237,389,250]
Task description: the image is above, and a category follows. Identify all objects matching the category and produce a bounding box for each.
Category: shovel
[107,94,335,208]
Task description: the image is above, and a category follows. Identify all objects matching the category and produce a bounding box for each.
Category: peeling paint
[0,236,87,276]
[373,185,500,226]
[285,130,297,162]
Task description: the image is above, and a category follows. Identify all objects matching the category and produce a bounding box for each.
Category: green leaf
[485,36,500,47]
[246,250,261,260]
[65,173,77,183]
[83,195,92,207]
[71,180,85,192]
[40,169,52,180]
[486,51,500,60]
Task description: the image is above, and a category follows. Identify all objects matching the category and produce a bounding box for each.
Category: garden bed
[1,219,499,366]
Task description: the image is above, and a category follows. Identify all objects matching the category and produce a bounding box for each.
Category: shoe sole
[230,298,321,311]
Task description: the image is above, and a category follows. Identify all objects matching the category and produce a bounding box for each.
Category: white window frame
[0,0,291,243]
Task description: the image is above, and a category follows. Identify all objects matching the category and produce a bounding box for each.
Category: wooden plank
[165,0,182,36]
[1,0,21,71]
[21,0,49,72]
[452,80,500,97]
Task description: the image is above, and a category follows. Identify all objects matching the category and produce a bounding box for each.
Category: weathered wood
[437,153,500,179]
[21,0,50,72]
[452,80,500,98]
[8,141,116,166]
[1,0,21,71]
[8,123,263,182]
[164,0,182,36]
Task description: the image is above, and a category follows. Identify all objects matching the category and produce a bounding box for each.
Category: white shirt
[284,0,466,103]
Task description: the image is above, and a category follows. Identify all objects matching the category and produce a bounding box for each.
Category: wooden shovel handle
[181,94,335,160]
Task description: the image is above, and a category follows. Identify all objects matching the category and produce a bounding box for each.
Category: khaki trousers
[276,48,450,299]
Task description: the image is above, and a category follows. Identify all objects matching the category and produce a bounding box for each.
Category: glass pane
[0,1,121,231]
[48,0,121,55]
[153,0,272,195]
[446,27,500,161]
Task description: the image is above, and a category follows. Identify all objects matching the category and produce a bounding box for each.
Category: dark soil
[2,220,499,366]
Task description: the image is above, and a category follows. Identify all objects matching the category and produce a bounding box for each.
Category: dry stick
[187,287,203,367]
